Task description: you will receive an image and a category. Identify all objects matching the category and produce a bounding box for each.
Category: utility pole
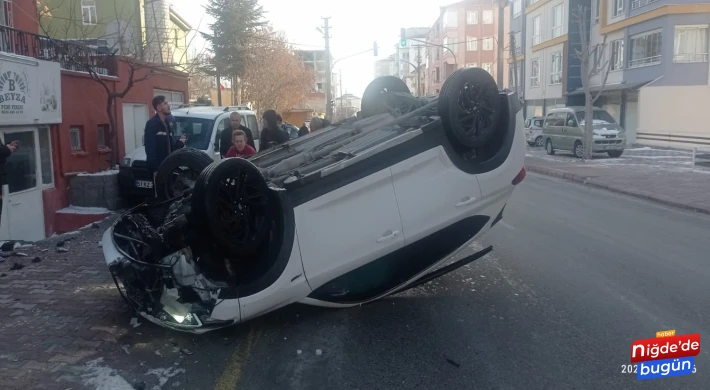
[497,1,506,88]
[416,45,422,97]
[321,17,333,121]
[339,69,343,121]
[510,31,519,97]
[396,45,400,78]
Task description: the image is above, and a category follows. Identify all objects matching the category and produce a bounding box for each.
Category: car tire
[155,148,214,200]
[574,141,584,159]
[527,141,535,146]
[535,136,544,147]
[545,139,555,155]
[438,67,501,149]
[360,76,411,118]
[191,158,276,256]
[608,150,623,158]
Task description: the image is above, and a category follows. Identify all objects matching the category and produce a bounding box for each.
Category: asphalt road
[119,173,710,390]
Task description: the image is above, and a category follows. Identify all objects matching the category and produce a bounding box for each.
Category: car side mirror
[568,120,577,127]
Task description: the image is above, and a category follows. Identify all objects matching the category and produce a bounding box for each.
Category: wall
[11,0,39,33]
[637,84,710,147]
[525,42,565,99]
[525,0,569,100]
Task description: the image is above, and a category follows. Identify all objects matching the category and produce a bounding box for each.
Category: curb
[525,164,710,216]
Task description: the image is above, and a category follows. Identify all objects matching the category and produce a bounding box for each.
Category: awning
[565,80,652,96]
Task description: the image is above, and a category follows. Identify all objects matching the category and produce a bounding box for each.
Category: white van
[118,106,259,198]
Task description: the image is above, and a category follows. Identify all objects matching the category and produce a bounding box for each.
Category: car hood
[581,123,623,137]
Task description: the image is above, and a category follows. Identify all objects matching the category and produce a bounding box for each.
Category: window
[610,39,624,70]
[613,0,624,17]
[444,36,458,54]
[97,124,108,149]
[482,63,493,73]
[154,89,185,110]
[513,32,522,55]
[172,117,215,151]
[674,25,709,63]
[483,37,494,50]
[483,10,494,24]
[435,47,440,60]
[466,63,478,68]
[1,0,13,27]
[81,0,97,25]
[39,127,53,187]
[467,37,478,51]
[69,127,83,152]
[435,67,440,82]
[550,51,562,84]
[531,58,540,87]
[467,11,478,25]
[629,31,662,68]
[513,0,522,18]
[552,5,564,38]
[631,0,658,11]
[444,9,457,28]
[594,0,600,23]
[532,16,541,45]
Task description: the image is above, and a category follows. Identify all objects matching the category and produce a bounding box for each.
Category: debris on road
[445,357,461,368]
[130,317,141,328]
[297,350,302,355]
[179,348,193,356]
[57,247,69,253]
[13,252,28,257]
[81,358,134,390]
[9,263,24,270]
[32,257,42,263]
[315,349,322,356]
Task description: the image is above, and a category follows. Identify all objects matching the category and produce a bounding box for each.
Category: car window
[533,119,544,127]
[246,115,259,138]
[545,113,556,127]
[173,117,214,150]
[566,113,577,126]
[525,119,531,128]
[576,110,616,125]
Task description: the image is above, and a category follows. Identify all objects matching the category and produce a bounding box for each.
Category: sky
[170,0,445,98]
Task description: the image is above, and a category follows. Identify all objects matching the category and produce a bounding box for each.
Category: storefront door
[0,127,45,241]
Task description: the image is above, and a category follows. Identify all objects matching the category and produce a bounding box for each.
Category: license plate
[136,180,154,189]
[604,145,614,150]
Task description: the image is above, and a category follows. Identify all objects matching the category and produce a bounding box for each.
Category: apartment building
[425,0,509,95]
[509,0,526,96]
[295,49,337,115]
[375,54,397,78]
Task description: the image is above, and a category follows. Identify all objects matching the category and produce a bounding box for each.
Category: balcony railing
[0,25,117,76]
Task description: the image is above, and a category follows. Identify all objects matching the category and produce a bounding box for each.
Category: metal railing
[673,53,709,63]
[0,25,116,76]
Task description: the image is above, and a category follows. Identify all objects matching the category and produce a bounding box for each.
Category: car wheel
[155,148,214,200]
[360,76,411,118]
[535,136,544,147]
[608,150,623,158]
[191,158,276,256]
[545,139,555,155]
[574,141,584,158]
[438,67,501,150]
[527,141,535,146]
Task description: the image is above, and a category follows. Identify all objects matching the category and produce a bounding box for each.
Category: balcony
[0,25,117,76]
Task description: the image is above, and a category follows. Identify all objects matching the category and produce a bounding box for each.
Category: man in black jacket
[0,137,19,224]
[145,95,187,177]
[219,112,255,158]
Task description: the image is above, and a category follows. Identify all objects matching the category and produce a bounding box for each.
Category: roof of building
[169,7,192,31]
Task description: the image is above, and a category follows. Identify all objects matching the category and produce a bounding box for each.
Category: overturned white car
[102,68,526,333]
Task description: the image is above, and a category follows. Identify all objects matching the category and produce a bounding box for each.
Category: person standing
[145,96,187,178]
[259,109,290,151]
[298,123,309,137]
[220,112,255,158]
[0,137,19,225]
[309,116,324,133]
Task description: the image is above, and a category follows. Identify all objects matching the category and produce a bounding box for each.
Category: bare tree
[574,5,612,159]
[37,0,206,164]
[187,50,214,103]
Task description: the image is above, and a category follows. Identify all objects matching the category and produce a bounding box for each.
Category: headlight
[122,157,132,167]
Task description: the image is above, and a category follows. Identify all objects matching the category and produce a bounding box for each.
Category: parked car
[102,69,526,333]
[118,106,259,199]
[542,107,626,158]
[282,122,300,139]
[525,116,545,147]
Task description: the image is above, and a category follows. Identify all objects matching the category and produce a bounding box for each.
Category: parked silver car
[525,116,545,147]
[542,107,626,158]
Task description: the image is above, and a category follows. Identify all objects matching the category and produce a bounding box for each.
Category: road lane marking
[213,324,264,390]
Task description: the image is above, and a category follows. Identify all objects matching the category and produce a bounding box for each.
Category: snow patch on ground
[81,358,134,390]
[78,169,119,177]
[57,206,111,215]
[146,366,185,388]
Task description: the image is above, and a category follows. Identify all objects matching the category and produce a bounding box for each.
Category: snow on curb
[57,206,112,215]
[77,169,119,177]
[81,358,134,390]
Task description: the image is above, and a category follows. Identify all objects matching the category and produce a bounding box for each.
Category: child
[226,130,257,158]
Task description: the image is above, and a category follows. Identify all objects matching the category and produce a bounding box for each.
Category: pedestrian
[298,123,309,137]
[259,109,290,151]
[277,114,299,139]
[220,112,255,158]
[0,136,19,226]
[309,116,323,133]
[145,95,187,179]
[225,130,257,158]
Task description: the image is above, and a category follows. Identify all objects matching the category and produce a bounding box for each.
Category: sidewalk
[525,147,710,214]
[0,216,195,390]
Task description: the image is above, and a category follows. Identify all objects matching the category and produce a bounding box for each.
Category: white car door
[295,168,405,291]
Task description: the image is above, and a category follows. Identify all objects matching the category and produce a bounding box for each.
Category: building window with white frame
[610,39,624,70]
[443,36,458,54]
[81,0,97,25]
[631,0,659,11]
[467,37,478,51]
[613,0,624,17]
[483,10,494,24]
[550,51,562,84]
[482,37,494,50]
[467,11,478,24]
[466,63,479,68]
[513,0,522,18]
[1,0,13,27]
[513,31,522,55]
[594,0,600,23]
[531,58,540,87]
[444,9,458,28]
[532,16,542,45]
[482,63,493,73]
[629,30,662,68]
[70,127,83,152]
[673,25,709,63]
[552,5,564,38]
